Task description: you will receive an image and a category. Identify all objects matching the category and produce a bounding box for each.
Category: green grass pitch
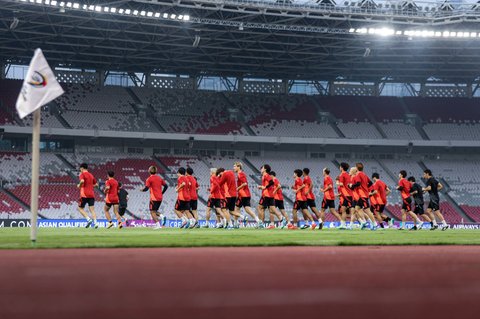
[0,228,479,249]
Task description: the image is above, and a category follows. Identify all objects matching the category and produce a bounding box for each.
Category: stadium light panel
[450,32,456,37]
[396,30,402,35]
[133,10,139,15]
[349,28,355,33]
[118,8,124,14]
[45,0,49,4]
[29,0,34,3]
[103,6,109,12]
[154,12,161,17]
[88,5,94,10]
[178,15,183,20]
[163,13,168,18]
[443,31,450,37]
[147,12,153,17]
[66,2,72,7]
[51,0,57,5]
[171,14,176,19]
[435,31,442,37]
[183,15,190,21]
[35,0,42,4]
[471,32,477,38]
[140,10,146,16]
[73,2,78,9]
[125,9,131,14]
[59,1,64,6]
[110,8,116,13]
[95,6,101,12]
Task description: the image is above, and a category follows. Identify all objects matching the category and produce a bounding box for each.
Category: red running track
[0,246,479,319]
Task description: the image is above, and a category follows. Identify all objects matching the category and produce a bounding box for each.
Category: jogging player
[104,171,122,229]
[422,169,449,231]
[77,163,99,229]
[141,165,168,229]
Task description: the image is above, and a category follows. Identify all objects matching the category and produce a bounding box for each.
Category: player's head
[323,167,330,176]
[261,164,271,174]
[372,172,380,180]
[407,176,416,183]
[107,171,115,178]
[399,170,407,178]
[423,169,432,178]
[349,167,357,176]
[186,167,194,176]
[118,182,123,188]
[177,167,186,176]
[340,162,349,172]
[216,167,225,176]
[270,171,276,178]
[148,166,157,175]
[233,162,243,172]
[79,163,88,172]
[356,163,364,172]
[294,169,303,178]
[302,168,310,176]
[210,168,217,176]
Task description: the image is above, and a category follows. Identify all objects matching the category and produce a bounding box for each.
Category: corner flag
[16,48,64,119]
[15,48,64,243]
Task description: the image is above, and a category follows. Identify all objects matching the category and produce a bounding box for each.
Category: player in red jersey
[186,167,200,228]
[397,170,424,230]
[141,166,168,229]
[104,171,123,229]
[337,162,355,228]
[352,163,378,230]
[291,169,316,230]
[270,171,289,228]
[303,168,323,229]
[206,168,228,228]
[233,162,261,227]
[175,167,194,229]
[77,163,99,229]
[369,173,393,228]
[347,167,368,229]
[217,167,246,228]
[320,168,343,228]
[257,164,284,229]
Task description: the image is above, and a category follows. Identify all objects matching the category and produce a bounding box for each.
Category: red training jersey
[187,175,198,200]
[294,177,306,201]
[273,178,284,201]
[350,174,361,201]
[209,175,222,199]
[105,178,119,203]
[177,175,191,201]
[79,171,96,198]
[369,185,378,206]
[372,179,387,205]
[145,174,166,201]
[338,171,353,198]
[398,178,411,200]
[219,170,237,198]
[236,171,251,198]
[357,171,371,198]
[303,175,315,200]
[261,173,274,198]
[323,175,335,200]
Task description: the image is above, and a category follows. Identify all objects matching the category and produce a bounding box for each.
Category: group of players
[76,160,449,231]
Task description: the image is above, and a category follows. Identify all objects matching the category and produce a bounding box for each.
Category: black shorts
[175,200,190,211]
[208,198,222,209]
[275,200,285,210]
[150,200,162,212]
[374,204,385,213]
[341,196,353,208]
[79,197,95,208]
[306,199,317,208]
[321,199,335,209]
[402,197,412,212]
[356,197,370,209]
[293,200,307,211]
[190,200,198,211]
[119,206,127,216]
[236,197,251,208]
[428,198,440,211]
[105,202,119,208]
[226,197,236,211]
[259,196,274,208]
[414,203,425,215]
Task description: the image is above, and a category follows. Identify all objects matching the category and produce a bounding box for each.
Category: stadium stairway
[310,98,346,138]
[356,97,387,139]
[417,160,473,222]
[0,187,47,219]
[243,157,262,185]
[220,92,256,136]
[125,87,166,132]
[398,97,429,140]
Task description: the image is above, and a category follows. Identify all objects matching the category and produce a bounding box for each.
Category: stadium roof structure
[2,0,480,83]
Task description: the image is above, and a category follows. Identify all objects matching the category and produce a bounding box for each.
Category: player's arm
[162,184,169,194]
[295,184,305,193]
[369,189,378,196]
[176,182,185,192]
[422,185,431,192]
[386,187,391,196]
[237,182,247,191]
[77,179,84,188]
[437,183,443,191]
[273,183,281,194]
[348,181,360,189]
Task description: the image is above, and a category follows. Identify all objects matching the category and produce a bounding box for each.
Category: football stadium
[0,0,479,318]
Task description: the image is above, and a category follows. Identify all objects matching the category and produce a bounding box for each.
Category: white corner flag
[16,48,64,244]
[16,48,64,118]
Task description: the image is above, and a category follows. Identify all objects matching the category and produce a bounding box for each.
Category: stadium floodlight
[45,0,50,4]
[183,15,190,21]
[133,10,139,15]
[163,13,168,18]
[443,31,450,37]
[88,5,94,10]
[435,31,442,37]
[66,2,72,7]
[59,1,64,6]
[171,14,176,19]
[140,10,146,16]
[35,0,42,4]
[349,28,355,33]
[95,6,101,12]
[124,9,131,14]
[51,0,57,5]
[396,30,402,35]
[154,12,160,17]
[147,12,153,17]
[450,32,456,37]
[471,32,477,38]
[110,7,116,13]
[103,6,109,12]
[178,15,183,20]
[29,0,34,3]
[377,28,394,36]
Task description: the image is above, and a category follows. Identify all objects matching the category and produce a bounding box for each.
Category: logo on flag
[16,48,64,119]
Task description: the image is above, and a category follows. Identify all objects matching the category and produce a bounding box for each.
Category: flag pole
[30,108,41,243]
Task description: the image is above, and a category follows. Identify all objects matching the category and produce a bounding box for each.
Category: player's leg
[244,206,260,225]
[113,204,123,228]
[87,199,99,228]
[302,208,316,229]
[104,204,114,229]
[78,198,93,228]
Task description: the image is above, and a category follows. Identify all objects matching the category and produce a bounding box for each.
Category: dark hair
[294,169,303,177]
[424,169,432,176]
[408,176,416,182]
[107,171,114,178]
[400,170,407,178]
[149,166,157,175]
[186,167,194,175]
[303,168,310,175]
[262,164,271,173]
[372,172,379,179]
[324,168,330,175]
[80,163,88,170]
[178,167,186,175]
[340,162,349,172]
[216,167,225,176]
[270,171,276,177]
[356,163,364,171]
[118,182,123,188]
